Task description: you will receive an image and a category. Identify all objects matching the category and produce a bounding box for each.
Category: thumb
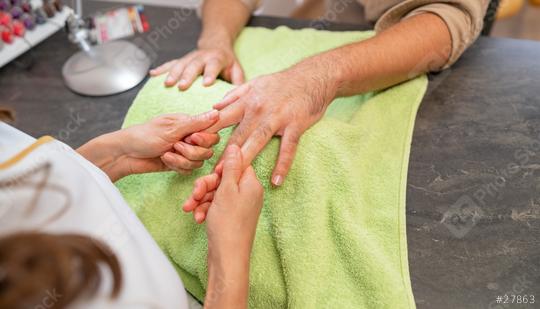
[176,110,219,137]
[222,144,243,187]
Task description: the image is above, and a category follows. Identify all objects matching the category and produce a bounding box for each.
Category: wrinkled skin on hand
[184,65,338,223]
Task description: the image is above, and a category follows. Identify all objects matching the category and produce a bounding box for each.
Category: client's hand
[202,66,337,187]
[150,46,244,90]
[78,111,220,181]
[182,171,221,223]
[205,144,263,308]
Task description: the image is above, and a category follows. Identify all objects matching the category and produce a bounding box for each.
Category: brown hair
[0,107,14,122]
[0,127,123,308]
[0,233,123,309]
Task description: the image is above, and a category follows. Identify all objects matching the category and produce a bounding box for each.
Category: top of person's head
[0,137,124,307]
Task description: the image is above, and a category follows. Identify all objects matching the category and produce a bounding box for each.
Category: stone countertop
[1,1,538,308]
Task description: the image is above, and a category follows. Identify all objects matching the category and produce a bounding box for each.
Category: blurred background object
[98,0,540,41]
[492,0,540,41]
[0,0,72,68]
[496,0,525,19]
[2,0,534,72]
[62,0,151,96]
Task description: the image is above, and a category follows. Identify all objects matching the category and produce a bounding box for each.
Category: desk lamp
[62,0,151,96]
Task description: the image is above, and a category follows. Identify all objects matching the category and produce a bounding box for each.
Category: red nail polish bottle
[1,26,13,43]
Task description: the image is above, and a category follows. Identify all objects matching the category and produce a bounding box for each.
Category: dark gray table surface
[1,2,539,308]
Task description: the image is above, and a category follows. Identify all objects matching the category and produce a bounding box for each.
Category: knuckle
[174,167,191,175]
[281,146,295,160]
[154,116,180,136]
[253,123,273,141]
[204,149,214,159]
[232,127,248,143]
[174,156,191,169]
[192,160,204,169]
[184,147,197,159]
[183,68,197,77]
[194,148,208,159]
[251,101,265,115]
[210,53,225,63]
[210,134,220,145]
[288,131,301,144]
[173,155,185,166]
[277,161,290,172]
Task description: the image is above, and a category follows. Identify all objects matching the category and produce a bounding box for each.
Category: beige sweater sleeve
[198,0,261,15]
[365,0,490,69]
[239,0,262,12]
[213,0,488,69]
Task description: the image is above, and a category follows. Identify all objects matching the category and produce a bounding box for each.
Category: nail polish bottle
[42,1,55,18]
[1,25,13,43]
[0,0,11,11]
[12,19,25,36]
[0,11,11,26]
[10,5,23,19]
[33,7,47,24]
[21,1,31,13]
[21,13,34,30]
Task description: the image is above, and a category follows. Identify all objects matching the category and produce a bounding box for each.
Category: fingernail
[179,79,187,86]
[195,212,204,223]
[190,134,201,145]
[204,77,212,85]
[166,76,174,84]
[272,175,283,186]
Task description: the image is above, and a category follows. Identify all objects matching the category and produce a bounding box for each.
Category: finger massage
[2,0,540,308]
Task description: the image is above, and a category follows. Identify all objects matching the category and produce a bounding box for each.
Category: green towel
[116,26,427,308]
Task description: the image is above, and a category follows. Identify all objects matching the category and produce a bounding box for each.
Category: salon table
[1,1,539,308]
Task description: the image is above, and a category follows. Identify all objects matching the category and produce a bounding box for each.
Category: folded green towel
[116,26,427,308]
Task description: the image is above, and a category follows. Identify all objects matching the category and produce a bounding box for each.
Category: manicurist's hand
[77,111,220,182]
[204,144,263,309]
